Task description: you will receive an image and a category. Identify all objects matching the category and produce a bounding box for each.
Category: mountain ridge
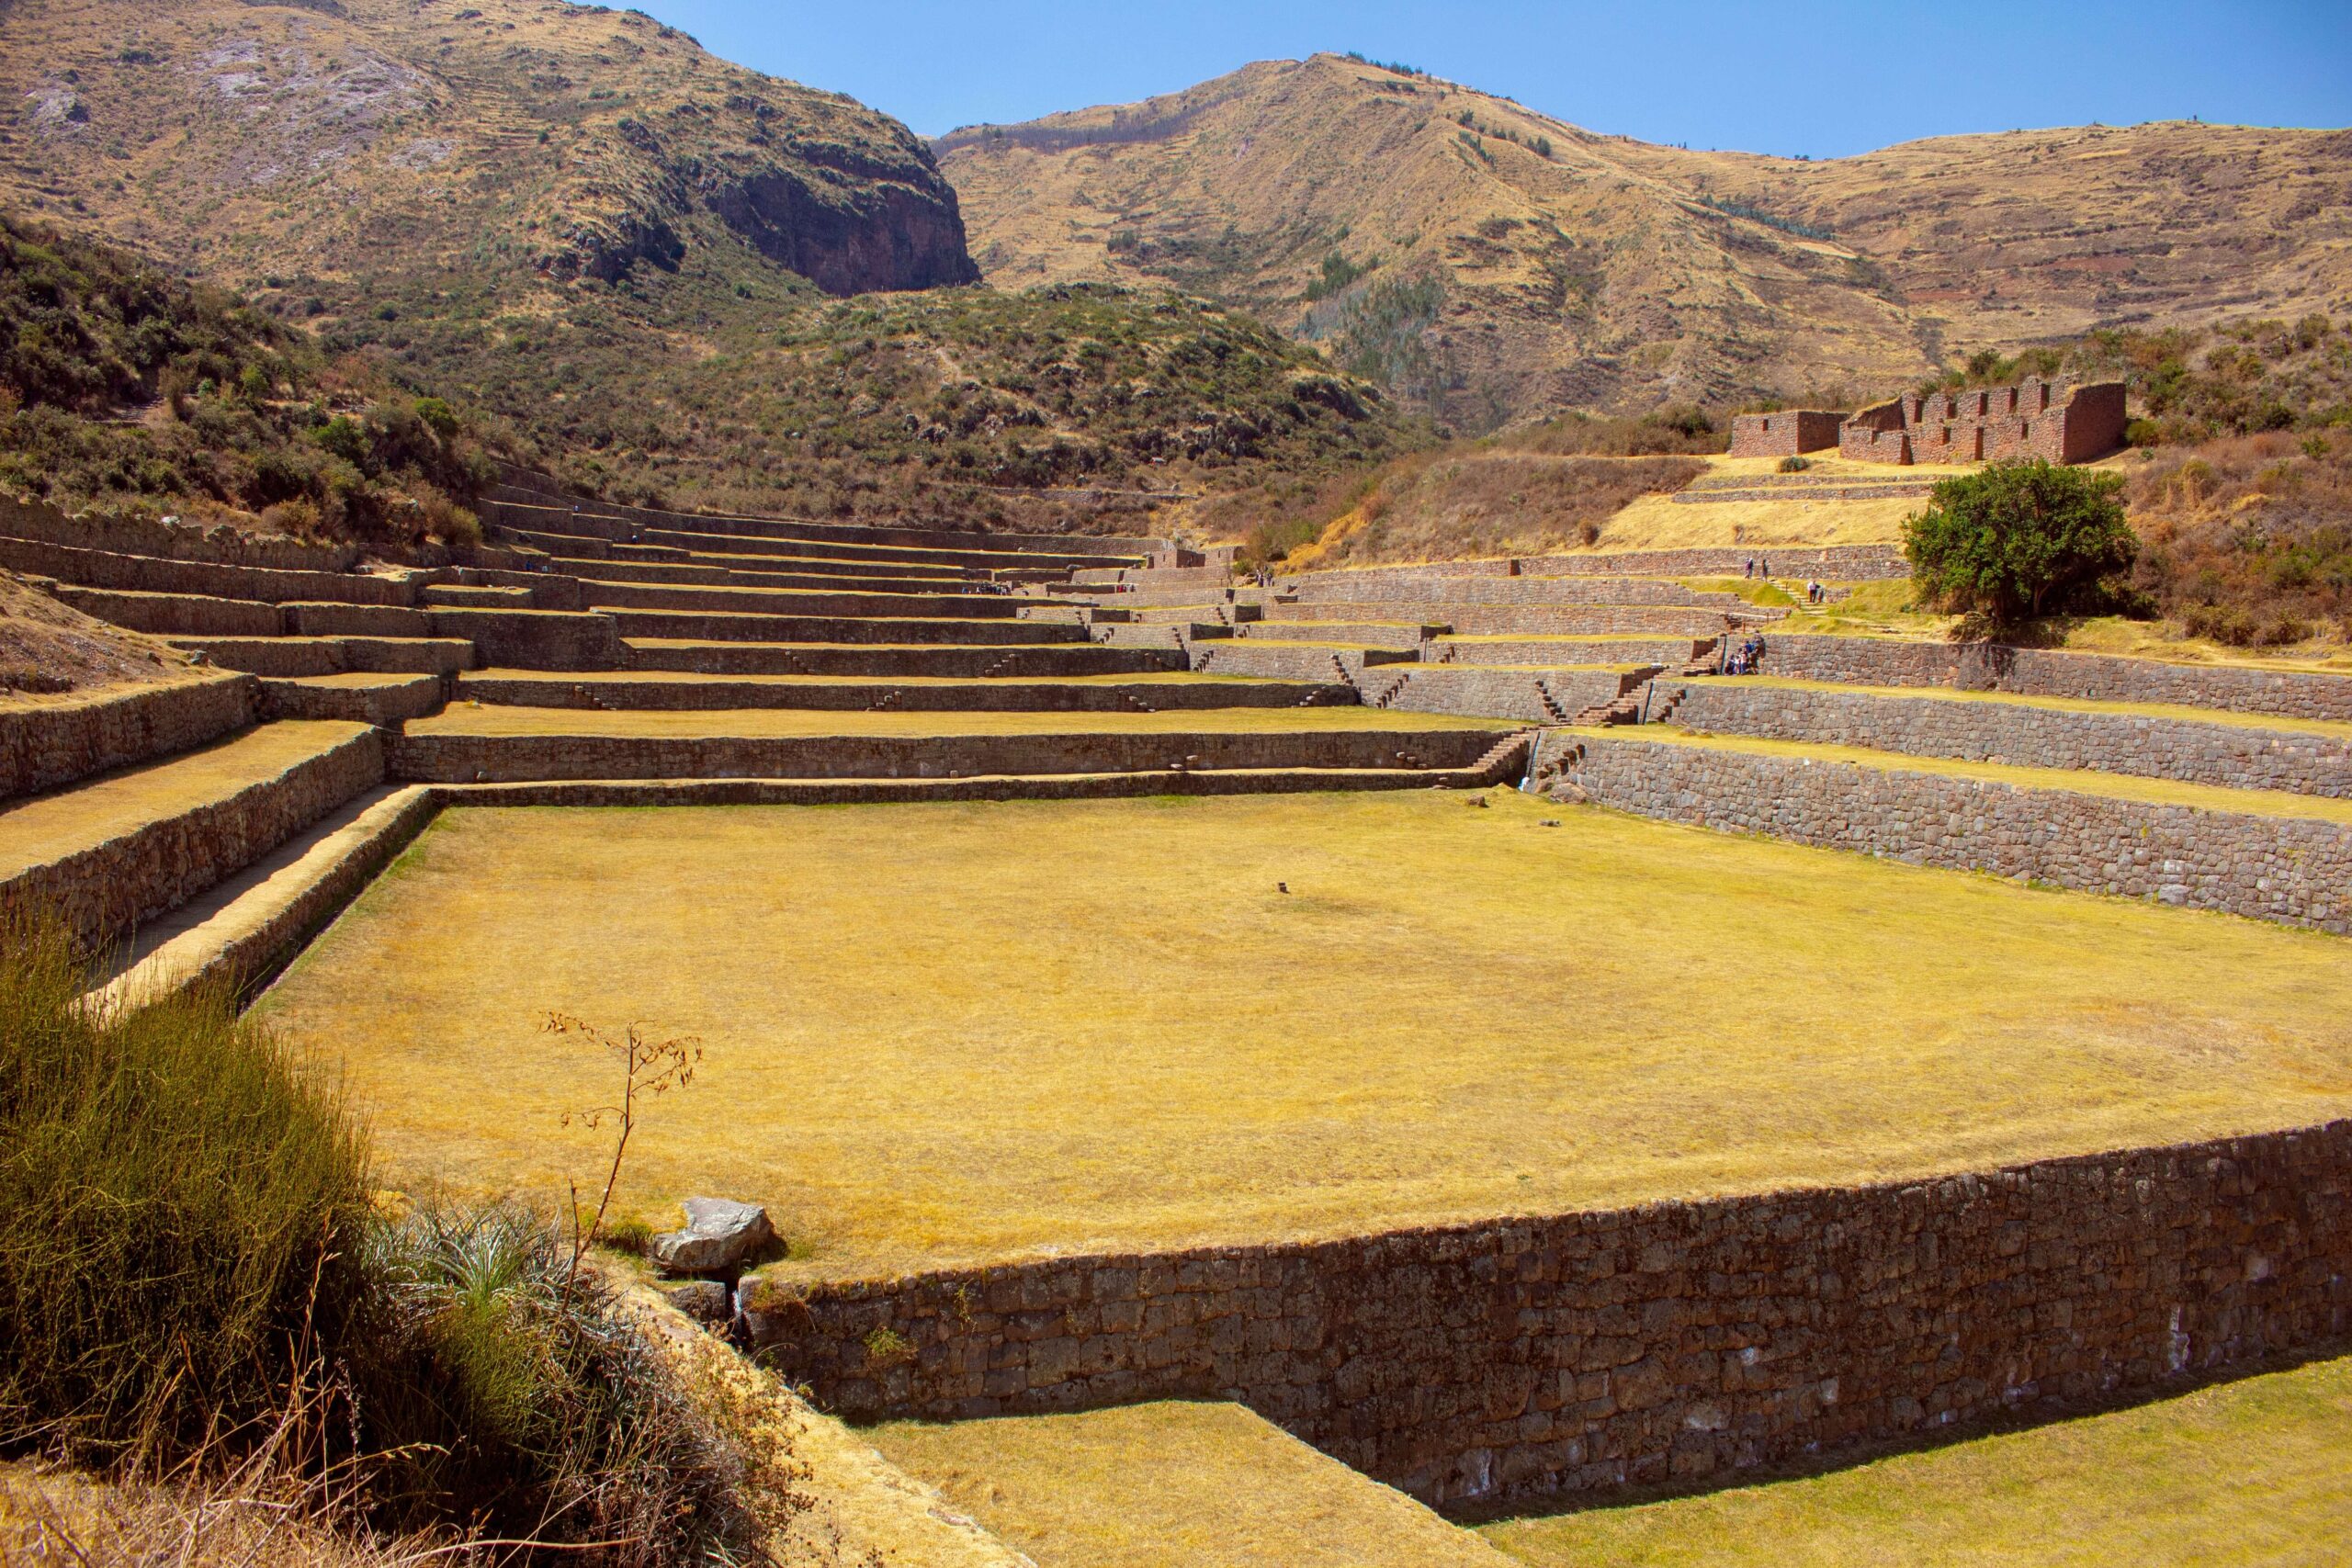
[937,54,2352,430]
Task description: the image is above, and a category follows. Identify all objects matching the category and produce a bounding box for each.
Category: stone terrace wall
[1428,638,1705,667]
[1193,644,1405,682]
[0,493,359,571]
[1283,546,1909,586]
[1288,578,1744,608]
[489,470,1167,558]
[1363,667,1646,725]
[390,727,1510,784]
[0,671,257,801]
[1274,604,1748,637]
[755,1122,2352,1510]
[1536,731,2349,932]
[0,537,416,606]
[1758,635,2352,722]
[1668,682,2352,799]
[51,585,285,637]
[1,727,385,948]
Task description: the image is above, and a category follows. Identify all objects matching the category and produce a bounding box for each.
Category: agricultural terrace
[1483,1351,2352,1568]
[260,790,2352,1285]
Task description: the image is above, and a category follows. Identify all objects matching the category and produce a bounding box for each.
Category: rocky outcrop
[706,137,979,295]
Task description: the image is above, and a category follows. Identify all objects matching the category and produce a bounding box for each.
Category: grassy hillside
[2100,313,2352,645]
[419,278,1421,535]
[0,211,513,545]
[940,54,2352,431]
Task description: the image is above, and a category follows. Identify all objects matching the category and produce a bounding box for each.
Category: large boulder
[650,1197,775,1277]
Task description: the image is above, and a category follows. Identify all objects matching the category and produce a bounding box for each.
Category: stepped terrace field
[1482,1351,2352,1567]
[260,789,2352,1284]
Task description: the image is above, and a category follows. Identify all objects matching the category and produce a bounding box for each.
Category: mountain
[0,2,1416,529]
[937,53,2352,431]
[0,0,973,299]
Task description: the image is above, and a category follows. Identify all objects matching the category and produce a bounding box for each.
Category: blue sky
[628,0,2351,156]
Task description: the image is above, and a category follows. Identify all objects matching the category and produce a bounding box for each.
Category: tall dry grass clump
[0,909,371,1462]
[0,911,755,1564]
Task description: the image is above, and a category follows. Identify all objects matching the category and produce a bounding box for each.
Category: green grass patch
[872,1401,1510,1567]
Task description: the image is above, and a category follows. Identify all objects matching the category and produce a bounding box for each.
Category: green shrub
[1905,460,2139,626]
[1777,455,1811,472]
[0,911,371,1461]
[413,395,458,438]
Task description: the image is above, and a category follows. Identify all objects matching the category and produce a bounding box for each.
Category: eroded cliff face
[707,164,979,296]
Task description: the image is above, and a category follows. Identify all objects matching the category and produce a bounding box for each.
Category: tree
[1904,459,2138,626]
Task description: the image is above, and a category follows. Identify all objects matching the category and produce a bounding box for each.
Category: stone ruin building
[1728,376,2129,466]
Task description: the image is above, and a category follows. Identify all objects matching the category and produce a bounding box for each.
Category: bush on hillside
[1905,460,2140,627]
[0,212,514,544]
[2123,429,2352,645]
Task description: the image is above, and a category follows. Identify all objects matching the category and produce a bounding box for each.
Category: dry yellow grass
[1686,675,2352,739]
[1598,491,1919,552]
[406,706,1510,739]
[1602,725,2352,825]
[622,1289,1028,1567]
[0,720,368,878]
[260,791,2352,1285]
[1481,1352,2352,1568]
[868,1402,1512,1568]
[0,1460,417,1568]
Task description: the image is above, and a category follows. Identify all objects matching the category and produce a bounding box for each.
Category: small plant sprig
[544,1011,702,1294]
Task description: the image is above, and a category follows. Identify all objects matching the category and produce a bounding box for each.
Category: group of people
[1723,634,1768,675]
[1745,558,1831,606]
